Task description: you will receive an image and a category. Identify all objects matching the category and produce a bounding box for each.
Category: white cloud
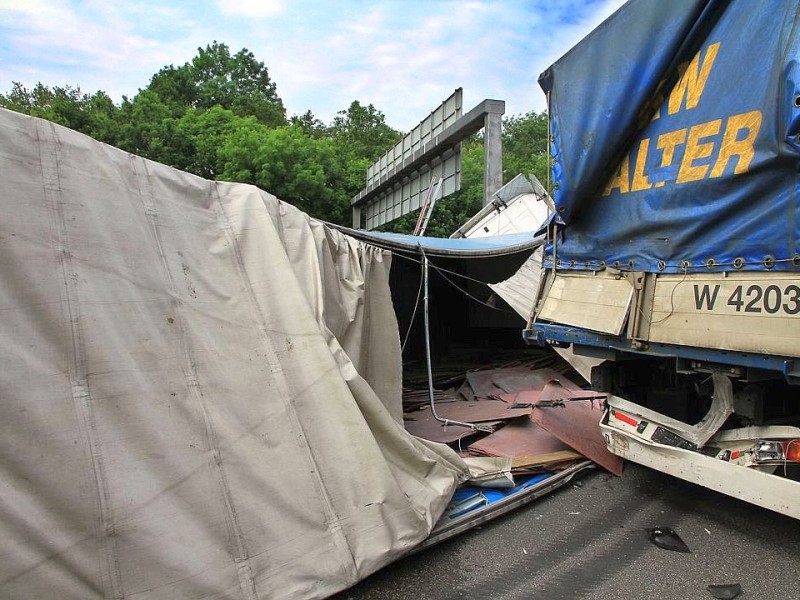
[0,0,77,31]
[215,0,285,19]
[0,0,213,98]
[0,0,630,129]
[258,0,628,130]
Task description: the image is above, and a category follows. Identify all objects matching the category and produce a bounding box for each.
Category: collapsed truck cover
[339,228,543,258]
[0,108,471,599]
[539,0,800,274]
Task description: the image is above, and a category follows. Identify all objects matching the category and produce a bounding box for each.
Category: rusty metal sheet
[497,386,602,406]
[434,399,532,423]
[527,381,623,476]
[456,380,476,402]
[467,418,572,458]
[491,367,582,394]
[404,413,503,444]
[465,369,502,397]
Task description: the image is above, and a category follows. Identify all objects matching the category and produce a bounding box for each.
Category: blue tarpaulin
[540,0,800,273]
[336,228,543,257]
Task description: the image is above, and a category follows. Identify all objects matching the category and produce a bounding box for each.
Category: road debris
[706,583,742,599]
[647,527,691,553]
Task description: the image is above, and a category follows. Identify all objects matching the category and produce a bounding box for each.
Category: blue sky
[0,0,626,131]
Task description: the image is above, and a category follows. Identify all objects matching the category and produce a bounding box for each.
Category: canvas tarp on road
[0,108,470,599]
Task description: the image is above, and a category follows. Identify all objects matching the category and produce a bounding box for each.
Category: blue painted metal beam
[524,323,799,384]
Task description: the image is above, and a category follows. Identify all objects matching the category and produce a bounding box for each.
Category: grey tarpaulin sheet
[0,108,469,599]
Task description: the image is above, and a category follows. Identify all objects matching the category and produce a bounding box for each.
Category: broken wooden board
[510,450,583,469]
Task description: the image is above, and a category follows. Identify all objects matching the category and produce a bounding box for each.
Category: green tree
[219,121,349,223]
[290,110,326,138]
[146,65,197,117]
[191,42,285,127]
[328,101,401,161]
[143,42,285,127]
[502,111,550,190]
[173,106,240,178]
[0,82,121,145]
[327,100,402,220]
[111,41,288,173]
[115,89,176,161]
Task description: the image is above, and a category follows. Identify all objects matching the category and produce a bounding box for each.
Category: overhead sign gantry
[351,88,505,229]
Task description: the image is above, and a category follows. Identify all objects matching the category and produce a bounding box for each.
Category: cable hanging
[392,250,514,314]
[419,245,493,433]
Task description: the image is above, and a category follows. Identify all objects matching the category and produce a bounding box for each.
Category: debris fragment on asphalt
[706,583,742,599]
[647,527,691,553]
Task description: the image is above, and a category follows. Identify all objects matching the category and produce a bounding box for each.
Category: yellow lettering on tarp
[603,155,630,195]
[598,42,767,196]
[668,42,721,116]
[710,110,762,177]
[631,138,653,191]
[657,128,687,166]
[677,119,722,183]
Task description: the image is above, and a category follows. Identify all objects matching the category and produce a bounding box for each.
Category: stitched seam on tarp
[38,119,125,600]
[131,158,258,600]
[211,182,361,584]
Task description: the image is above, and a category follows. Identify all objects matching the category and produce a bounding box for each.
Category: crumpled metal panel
[404,416,501,445]
[465,369,501,397]
[492,368,581,395]
[468,419,571,459]
[434,399,532,423]
[528,381,623,476]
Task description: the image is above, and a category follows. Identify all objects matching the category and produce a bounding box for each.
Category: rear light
[753,439,800,464]
[754,440,783,462]
[785,440,800,462]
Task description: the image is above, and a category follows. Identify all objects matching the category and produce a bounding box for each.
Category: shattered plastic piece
[647,527,691,553]
[706,583,742,599]
[442,474,553,521]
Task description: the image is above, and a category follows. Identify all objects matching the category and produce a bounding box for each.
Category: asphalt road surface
[334,463,800,600]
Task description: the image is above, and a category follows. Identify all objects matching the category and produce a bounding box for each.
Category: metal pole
[421,246,493,433]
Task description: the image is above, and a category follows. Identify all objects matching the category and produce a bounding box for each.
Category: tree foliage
[219,121,349,223]
[146,41,285,126]
[0,82,121,145]
[329,101,401,161]
[503,111,549,190]
[0,44,549,232]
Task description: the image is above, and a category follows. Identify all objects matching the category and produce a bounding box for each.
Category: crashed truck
[526,0,800,518]
[0,107,593,596]
[2,4,799,600]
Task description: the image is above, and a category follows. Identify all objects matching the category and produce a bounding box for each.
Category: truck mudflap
[600,396,800,520]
